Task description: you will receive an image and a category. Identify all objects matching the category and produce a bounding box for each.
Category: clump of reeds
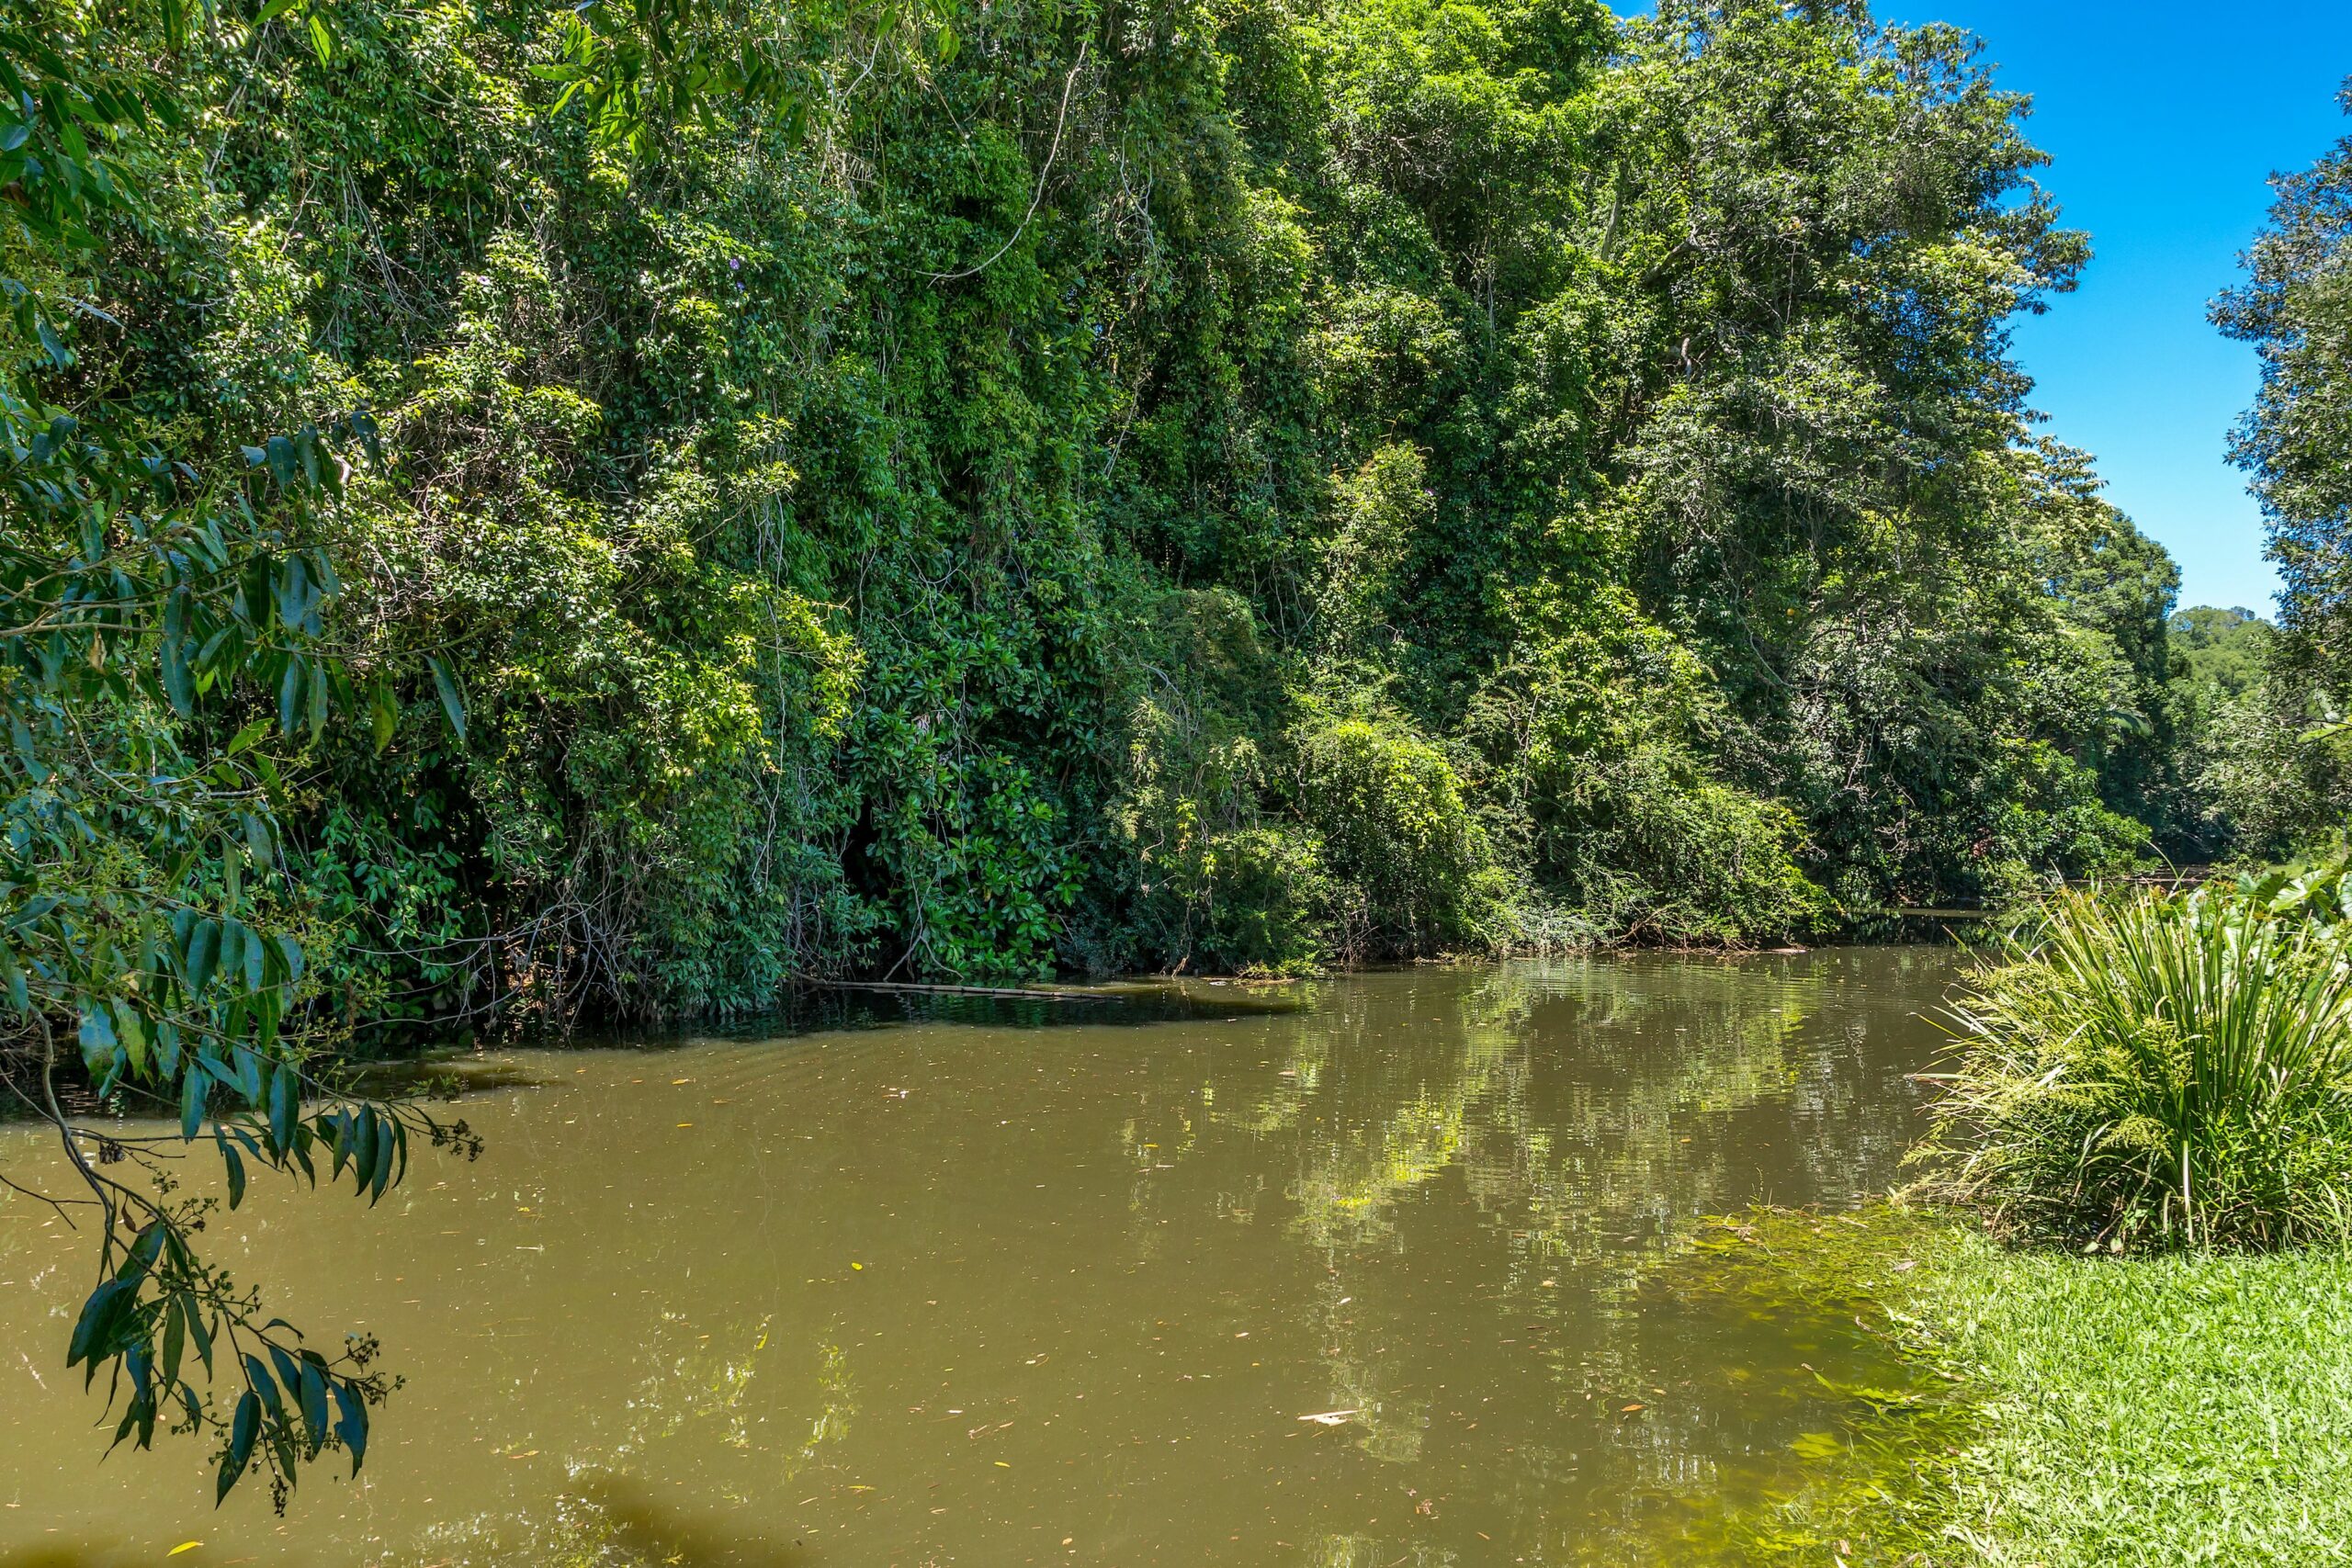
[1922,883,2352,1251]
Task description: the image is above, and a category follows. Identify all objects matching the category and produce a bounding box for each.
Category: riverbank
[1693,1210,2352,1565]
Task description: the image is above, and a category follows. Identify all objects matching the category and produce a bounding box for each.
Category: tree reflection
[400,1315,854,1566]
[1114,953,1939,1565]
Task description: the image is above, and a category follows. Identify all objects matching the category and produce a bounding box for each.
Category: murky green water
[0,950,1962,1566]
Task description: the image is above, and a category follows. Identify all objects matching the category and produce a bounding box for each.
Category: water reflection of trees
[1120,953,1947,1563]
[1180,957,1937,1268]
[0,955,1950,1568]
[399,1314,853,1566]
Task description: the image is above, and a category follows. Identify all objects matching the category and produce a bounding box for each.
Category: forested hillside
[6,0,2234,1027]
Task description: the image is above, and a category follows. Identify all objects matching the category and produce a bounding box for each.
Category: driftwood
[804,978,1110,1002]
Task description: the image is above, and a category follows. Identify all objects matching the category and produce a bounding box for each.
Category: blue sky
[1617,3,2352,614]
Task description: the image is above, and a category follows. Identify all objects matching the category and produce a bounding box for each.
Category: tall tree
[2215,79,2352,690]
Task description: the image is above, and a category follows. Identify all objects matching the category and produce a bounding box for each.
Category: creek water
[0,948,1962,1566]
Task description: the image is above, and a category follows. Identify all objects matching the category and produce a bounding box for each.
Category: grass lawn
[1899,1230,2352,1566]
[1661,1210,2352,1564]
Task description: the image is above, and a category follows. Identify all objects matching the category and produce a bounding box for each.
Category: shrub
[1530,735,1827,947]
[1291,703,1506,959]
[1464,615,1828,947]
[1103,592,1329,976]
[2192,676,2352,862]
[1112,708,1329,976]
[1925,885,2352,1250]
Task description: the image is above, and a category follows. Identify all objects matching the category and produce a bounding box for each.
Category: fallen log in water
[804,978,1111,1002]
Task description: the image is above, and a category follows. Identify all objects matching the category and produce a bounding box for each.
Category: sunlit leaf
[425,654,467,741]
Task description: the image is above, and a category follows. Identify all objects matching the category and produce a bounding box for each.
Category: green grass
[1647,1210,2352,1564]
[1903,1230,2352,1566]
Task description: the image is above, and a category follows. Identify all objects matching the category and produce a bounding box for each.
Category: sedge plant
[1923,883,2352,1251]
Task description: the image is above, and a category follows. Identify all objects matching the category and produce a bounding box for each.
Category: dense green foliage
[2170,606,2269,701]
[7,0,2225,1025]
[1928,881,2352,1251]
[0,0,485,1504]
[2219,85,2352,687]
[2159,607,2286,855]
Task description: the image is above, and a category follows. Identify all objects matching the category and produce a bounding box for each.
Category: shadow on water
[682,974,1317,1040]
[0,1480,819,1568]
[343,975,1319,1099]
[571,1475,817,1566]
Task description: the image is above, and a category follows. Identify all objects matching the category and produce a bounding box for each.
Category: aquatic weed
[1610,1208,1980,1566]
